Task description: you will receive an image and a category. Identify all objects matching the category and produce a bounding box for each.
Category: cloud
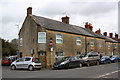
[36,2,117,17]
[0,0,118,40]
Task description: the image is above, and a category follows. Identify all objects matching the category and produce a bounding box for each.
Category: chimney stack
[103,32,107,36]
[27,7,32,16]
[95,29,101,34]
[85,22,93,31]
[115,33,118,39]
[61,16,69,24]
[109,33,113,38]
[89,23,93,31]
[85,22,89,28]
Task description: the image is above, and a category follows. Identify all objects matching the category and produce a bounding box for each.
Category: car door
[69,57,77,67]
[24,57,31,68]
[75,56,82,66]
[16,58,25,68]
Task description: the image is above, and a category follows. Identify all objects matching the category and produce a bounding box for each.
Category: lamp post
[15,24,19,55]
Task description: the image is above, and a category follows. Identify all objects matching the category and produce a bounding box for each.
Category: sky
[0,0,119,41]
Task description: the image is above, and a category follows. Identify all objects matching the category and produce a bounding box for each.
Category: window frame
[19,38,23,46]
[108,42,111,48]
[90,39,94,46]
[76,37,81,45]
[38,32,46,43]
[56,34,63,44]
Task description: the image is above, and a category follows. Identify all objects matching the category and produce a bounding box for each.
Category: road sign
[49,41,53,46]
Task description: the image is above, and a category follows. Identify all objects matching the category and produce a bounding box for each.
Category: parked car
[1,57,12,66]
[110,55,120,63]
[80,52,100,67]
[9,56,18,62]
[53,56,83,69]
[10,57,42,71]
[99,56,111,64]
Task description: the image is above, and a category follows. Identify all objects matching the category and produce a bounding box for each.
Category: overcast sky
[0,0,119,41]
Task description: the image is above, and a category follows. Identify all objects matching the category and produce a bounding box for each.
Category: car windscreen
[80,54,87,58]
[3,57,10,60]
[34,58,40,63]
[61,57,70,61]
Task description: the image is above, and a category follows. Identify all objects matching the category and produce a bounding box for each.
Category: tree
[2,38,18,57]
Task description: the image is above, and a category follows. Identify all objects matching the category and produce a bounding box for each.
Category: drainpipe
[85,37,87,53]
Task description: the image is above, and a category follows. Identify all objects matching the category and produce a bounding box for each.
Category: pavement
[1,62,120,79]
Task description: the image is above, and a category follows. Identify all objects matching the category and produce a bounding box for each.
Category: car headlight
[60,62,66,65]
[101,59,105,61]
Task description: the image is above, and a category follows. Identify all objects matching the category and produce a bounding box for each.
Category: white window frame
[76,37,81,45]
[90,39,94,46]
[19,38,23,46]
[38,32,46,43]
[56,34,62,44]
[108,42,111,48]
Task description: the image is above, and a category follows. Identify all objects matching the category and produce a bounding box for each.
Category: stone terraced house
[18,7,120,68]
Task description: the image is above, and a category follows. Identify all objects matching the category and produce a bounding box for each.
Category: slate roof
[104,36,118,43]
[84,28,118,43]
[83,28,105,39]
[31,15,118,43]
[31,15,95,37]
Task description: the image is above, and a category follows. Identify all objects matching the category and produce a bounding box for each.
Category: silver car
[10,57,42,71]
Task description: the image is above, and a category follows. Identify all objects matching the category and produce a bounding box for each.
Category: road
[1,63,120,79]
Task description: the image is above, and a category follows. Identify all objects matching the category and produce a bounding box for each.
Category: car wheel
[86,61,90,67]
[28,65,34,71]
[11,65,16,70]
[79,63,82,68]
[65,64,69,69]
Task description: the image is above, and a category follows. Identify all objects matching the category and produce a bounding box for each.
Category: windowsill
[76,44,81,45]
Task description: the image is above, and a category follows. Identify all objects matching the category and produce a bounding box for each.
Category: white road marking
[96,70,120,78]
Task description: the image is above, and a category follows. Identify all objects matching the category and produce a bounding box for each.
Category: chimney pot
[115,33,118,39]
[85,22,89,28]
[89,23,93,31]
[109,33,113,38]
[27,7,32,16]
[95,29,101,34]
[103,32,107,36]
[85,22,93,31]
[61,16,69,24]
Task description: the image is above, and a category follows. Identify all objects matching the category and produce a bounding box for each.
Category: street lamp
[15,24,19,55]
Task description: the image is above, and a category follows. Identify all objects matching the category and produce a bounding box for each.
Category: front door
[16,58,25,68]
